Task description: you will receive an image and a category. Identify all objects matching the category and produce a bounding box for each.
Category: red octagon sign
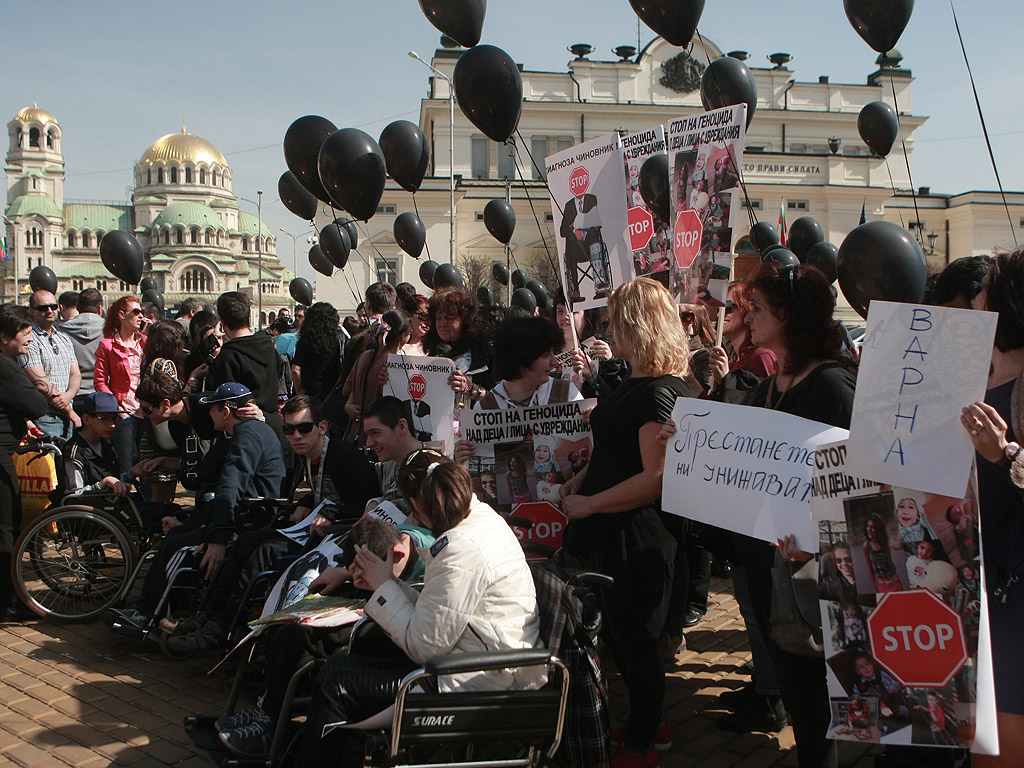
[628,206,655,251]
[867,590,968,688]
[673,209,703,270]
[569,166,590,198]
[408,373,427,403]
[510,501,567,561]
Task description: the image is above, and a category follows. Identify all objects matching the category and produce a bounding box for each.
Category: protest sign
[661,399,847,551]
[384,353,456,455]
[546,134,632,311]
[846,302,996,498]
[811,440,996,753]
[459,399,594,556]
[622,126,671,285]
[667,104,747,304]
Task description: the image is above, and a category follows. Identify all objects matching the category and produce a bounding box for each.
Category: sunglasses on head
[283,421,318,435]
[33,303,59,312]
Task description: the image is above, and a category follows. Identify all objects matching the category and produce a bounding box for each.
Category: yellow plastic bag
[12,446,58,524]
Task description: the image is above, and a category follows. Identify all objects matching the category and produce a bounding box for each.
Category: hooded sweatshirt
[59,312,106,394]
[210,332,281,416]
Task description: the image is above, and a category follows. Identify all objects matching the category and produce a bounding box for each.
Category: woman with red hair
[94,296,147,473]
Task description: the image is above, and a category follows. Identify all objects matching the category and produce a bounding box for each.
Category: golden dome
[138,129,227,168]
[15,103,58,126]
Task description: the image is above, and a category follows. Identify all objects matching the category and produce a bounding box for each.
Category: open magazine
[249,593,365,629]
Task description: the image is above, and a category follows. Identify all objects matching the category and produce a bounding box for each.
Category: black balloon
[289,277,313,306]
[511,269,528,289]
[139,277,157,292]
[433,263,464,289]
[284,115,337,204]
[492,262,510,286]
[29,265,57,294]
[858,101,899,157]
[483,199,516,244]
[320,219,352,269]
[99,230,144,285]
[419,260,439,289]
[394,212,426,260]
[278,171,318,221]
[418,0,486,48]
[333,218,359,250]
[308,244,333,277]
[761,247,800,267]
[844,0,915,54]
[749,222,781,253]
[379,121,430,193]
[453,45,522,143]
[628,0,706,47]
[787,217,826,260]
[525,279,549,309]
[838,221,927,319]
[477,285,494,305]
[510,287,537,313]
[760,243,787,259]
[317,128,387,221]
[141,288,164,312]
[701,56,757,128]
[638,154,670,224]
[804,241,839,284]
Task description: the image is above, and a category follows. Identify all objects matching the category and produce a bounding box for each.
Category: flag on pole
[859,199,867,225]
[778,200,788,246]
[0,237,8,262]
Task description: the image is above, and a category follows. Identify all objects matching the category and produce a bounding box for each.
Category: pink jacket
[94,334,146,407]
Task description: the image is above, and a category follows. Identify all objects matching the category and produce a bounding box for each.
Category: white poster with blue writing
[845,302,996,498]
[661,399,848,551]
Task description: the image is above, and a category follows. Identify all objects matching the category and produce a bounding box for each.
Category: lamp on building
[828,136,841,155]
[409,50,456,264]
[908,220,940,255]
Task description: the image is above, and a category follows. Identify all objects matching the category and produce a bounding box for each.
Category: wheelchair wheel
[13,506,138,622]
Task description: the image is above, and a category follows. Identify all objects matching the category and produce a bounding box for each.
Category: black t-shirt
[294,335,341,400]
[744,361,856,430]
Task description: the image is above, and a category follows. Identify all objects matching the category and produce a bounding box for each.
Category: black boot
[716,694,788,733]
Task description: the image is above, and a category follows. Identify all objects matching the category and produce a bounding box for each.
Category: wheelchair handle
[568,570,614,590]
[423,648,553,677]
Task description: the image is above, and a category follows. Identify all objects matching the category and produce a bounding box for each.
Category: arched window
[212,169,218,186]
[163,229,169,245]
[95,231,105,246]
[185,167,192,183]
[147,169,152,184]
[46,131,54,149]
[204,230,212,245]
[180,267,212,293]
[120,281,130,291]
[97,280,107,291]
[170,167,178,183]
[157,168,164,184]
[242,237,250,252]
[67,232,76,248]
[175,229,183,245]
[199,168,206,184]
[191,228,199,244]
[216,230,223,245]
[29,128,40,147]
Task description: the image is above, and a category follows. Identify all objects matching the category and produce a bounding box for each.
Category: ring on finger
[971,429,979,436]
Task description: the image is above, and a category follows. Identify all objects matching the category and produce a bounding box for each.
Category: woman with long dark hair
[400,294,430,357]
[140,320,185,384]
[342,309,411,444]
[293,302,341,400]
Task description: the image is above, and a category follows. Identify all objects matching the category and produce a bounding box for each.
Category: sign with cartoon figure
[384,354,456,455]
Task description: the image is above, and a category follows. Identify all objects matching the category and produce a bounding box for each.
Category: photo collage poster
[666,104,747,306]
[811,440,996,751]
[622,126,671,287]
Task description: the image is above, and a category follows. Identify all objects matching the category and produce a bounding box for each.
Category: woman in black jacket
[0,304,49,621]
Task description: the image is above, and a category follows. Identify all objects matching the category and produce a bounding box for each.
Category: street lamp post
[409,50,456,265]
[239,192,265,325]
[279,227,313,274]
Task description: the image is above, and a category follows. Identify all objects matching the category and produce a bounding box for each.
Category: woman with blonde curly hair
[561,277,689,768]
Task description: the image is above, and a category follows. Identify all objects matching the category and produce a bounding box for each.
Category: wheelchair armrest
[423,649,552,676]
[568,570,614,590]
[505,515,532,530]
[237,497,292,515]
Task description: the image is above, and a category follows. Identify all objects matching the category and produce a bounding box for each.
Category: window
[475,212,484,222]
[147,169,152,185]
[185,167,192,183]
[72,280,83,291]
[29,128,40,147]
[375,205,396,214]
[95,231,105,246]
[96,280,107,291]
[67,232,77,248]
[787,200,808,211]
[497,142,515,180]
[191,228,199,244]
[205,230,212,244]
[531,138,549,180]
[471,137,490,179]
[180,267,212,293]
[212,169,218,186]
[741,199,763,210]
[163,230,169,245]
[46,131,55,149]
[120,281,130,291]
[789,143,807,154]
[544,212,554,222]
[376,257,398,285]
[242,237,250,251]
[170,167,178,183]
[200,168,206,184]
[157,168,164,184]
[176,229,183,245]
[81,232,91,248]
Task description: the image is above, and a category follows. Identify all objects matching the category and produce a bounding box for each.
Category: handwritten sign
[845,302,996,498]
[661,399,847,551]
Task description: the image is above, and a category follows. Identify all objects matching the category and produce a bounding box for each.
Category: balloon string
[949,0,1018,248]
[885,74,923,237]
[512,130,561,279]
[333,263,363,310]
[411,195,433,262]
[882,158,906,228]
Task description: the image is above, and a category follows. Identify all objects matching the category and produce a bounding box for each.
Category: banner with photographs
[811,440,997,753]
[458,399,595,557]
[622,126,671,287]
[667,104,747,304]
[383,353,456,455]
[546,134,632,311]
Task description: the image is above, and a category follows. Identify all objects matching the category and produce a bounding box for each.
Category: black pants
[660,515,711,634]
[201,530,300,620]
[264,622,352,720]
[136,525,207,617]
[0,454,22,608]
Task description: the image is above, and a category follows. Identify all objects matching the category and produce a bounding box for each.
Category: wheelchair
[11,438,165,622]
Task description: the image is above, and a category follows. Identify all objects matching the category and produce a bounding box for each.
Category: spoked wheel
[13,506,138,622]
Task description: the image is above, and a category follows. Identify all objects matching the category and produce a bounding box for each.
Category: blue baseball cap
[199,382,253,407]
[76,391,124,415]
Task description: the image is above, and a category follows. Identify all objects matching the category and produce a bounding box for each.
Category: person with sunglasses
[19,289,82,439]
[64,391,131,497]
[94,296,147,475]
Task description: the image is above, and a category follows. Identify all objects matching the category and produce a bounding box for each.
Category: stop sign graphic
[867,590,968,688]
[511,502,567,561]
[569,166,590,198]
[408,373,427,403]
[673,209,703,269]
[628,206,655,251]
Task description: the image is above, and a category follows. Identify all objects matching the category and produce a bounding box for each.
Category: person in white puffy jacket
[298,450,545,766]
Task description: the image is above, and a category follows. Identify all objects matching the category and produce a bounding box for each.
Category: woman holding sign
[959,248,1024,767]
[561,277,690,768]
[740,262,855,768]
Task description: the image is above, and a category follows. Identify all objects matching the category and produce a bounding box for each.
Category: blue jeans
[112,415,140,476]
[35,412,71,440]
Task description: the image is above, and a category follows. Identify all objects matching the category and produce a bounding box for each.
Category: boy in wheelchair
[63,392,130,498]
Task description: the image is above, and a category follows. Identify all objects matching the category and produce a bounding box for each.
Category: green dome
[152,201,225,230]
[5,193,63,221]
[238,211,273,238]
[65,204,131,232]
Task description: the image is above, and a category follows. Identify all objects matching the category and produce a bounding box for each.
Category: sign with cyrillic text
[384,354,456,456]
[846,302,996,498]
[661,399,847,551]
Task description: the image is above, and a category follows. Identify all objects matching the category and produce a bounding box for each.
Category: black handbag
[769,551,824,657]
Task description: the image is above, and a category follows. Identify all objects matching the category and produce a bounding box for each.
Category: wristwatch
[996,442,1021,469]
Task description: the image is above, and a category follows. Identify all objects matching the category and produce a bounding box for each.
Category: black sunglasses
[724,300,736,316]
[680,311,696,323]
[33,303,59,312]
[282,421,318,435]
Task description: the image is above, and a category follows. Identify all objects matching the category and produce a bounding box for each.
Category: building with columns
[4,105,293,324]
[314,35,1023,321]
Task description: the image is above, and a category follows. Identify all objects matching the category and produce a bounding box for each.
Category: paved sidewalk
[0,577,881,767]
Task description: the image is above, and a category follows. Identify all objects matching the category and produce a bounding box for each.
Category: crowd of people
[0,249,1022,768]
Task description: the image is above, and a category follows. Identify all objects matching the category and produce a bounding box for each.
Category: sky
[5,0,1022,281]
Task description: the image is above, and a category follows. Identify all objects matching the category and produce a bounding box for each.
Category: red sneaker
[610,722,671,751]
[611,745,659,768]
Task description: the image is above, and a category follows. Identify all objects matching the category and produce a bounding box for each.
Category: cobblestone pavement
[0,577,881,767]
